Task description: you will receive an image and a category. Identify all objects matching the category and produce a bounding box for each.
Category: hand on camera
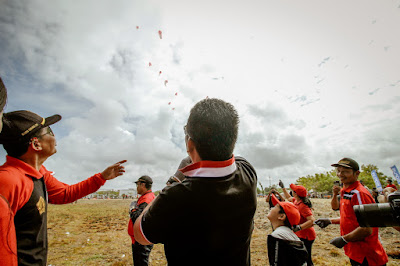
[314,218,331,228]
[329,236,348,248]
[278,180,285,188]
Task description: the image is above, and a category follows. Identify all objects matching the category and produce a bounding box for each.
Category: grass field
[47,198,400,265]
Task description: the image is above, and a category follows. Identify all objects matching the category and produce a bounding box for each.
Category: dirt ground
[47,198,400,265]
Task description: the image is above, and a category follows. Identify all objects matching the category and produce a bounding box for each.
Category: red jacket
[127,190,155,243]
[0,156,107,265]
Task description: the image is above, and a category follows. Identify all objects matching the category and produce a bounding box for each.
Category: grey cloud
[237,103,309,170]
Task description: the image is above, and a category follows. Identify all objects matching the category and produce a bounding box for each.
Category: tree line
[257,164,396,195]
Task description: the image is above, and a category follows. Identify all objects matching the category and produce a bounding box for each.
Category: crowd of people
[0,77,398,266]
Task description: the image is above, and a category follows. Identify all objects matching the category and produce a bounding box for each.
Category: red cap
[270,194,300,226]
[290,184,307,198]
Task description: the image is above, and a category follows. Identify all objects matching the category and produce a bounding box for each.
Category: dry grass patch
[47,198,400,265]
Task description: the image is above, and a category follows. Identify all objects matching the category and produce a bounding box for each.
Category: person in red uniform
[0,110,127,266]
[315,158,388,266]
[385,179,397,191]
[0,77,12,265]
[127,175,155,265]
[279,181,316,265]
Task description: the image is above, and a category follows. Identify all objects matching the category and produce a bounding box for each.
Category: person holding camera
[133,98,258,265]
[315,158,388,266]
[265,188,284,209]
[127,176,155,265]
[279,180,316,266]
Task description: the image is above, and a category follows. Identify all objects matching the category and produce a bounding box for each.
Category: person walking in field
[267,193,308,266]
[279,180,316,265]
[0,110,127,266]
[133,98,258,265]
[315,158,388,266]
[127,175,155,265]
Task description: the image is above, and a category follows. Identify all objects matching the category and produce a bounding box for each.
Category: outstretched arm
[46,160,127,204]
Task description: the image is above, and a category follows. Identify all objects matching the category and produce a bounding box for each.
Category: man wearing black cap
[127,176,155,265]
[315,158,388,266]
[133,98,258,265]
[0,110,127,266]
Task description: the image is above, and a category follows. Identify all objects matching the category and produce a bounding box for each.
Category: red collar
[180,156,236,177]
[5,155,44,179]
[342,181,360,193]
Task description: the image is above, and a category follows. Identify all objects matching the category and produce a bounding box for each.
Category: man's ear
[30,137,43,151]
[186,138,201,163]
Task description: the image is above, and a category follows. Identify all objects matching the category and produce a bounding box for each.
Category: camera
[354,191,400,227]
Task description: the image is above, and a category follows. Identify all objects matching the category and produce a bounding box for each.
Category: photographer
[266,188,284,209]
[315,158,388,266]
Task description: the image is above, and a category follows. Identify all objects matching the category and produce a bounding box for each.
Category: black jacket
[267,235,308,266]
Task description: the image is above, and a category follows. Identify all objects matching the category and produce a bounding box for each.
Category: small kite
[172,108,175,110]
[136,26,139,30]
[164,80,168,86]
[158,30,162,39]
[175,92,178,96]
[149,62,152,67]
[168,102,171,105]
[159,71,162,75]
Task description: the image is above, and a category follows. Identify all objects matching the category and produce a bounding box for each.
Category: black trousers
[299,238,314,266]
[350,257,386,266]
[132,242,153,266]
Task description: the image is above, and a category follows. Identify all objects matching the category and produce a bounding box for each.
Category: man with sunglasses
[134,98,258,265]
[127,176,155,265]
[0,110,127,266]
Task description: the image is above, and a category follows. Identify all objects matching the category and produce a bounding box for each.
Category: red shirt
[340,181,388,265]
[0,156,106,265]
[293,199,316,240]
[127,190,155,243]
[386,183,397,190]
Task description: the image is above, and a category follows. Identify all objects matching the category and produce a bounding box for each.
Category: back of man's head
[186,98,238,161]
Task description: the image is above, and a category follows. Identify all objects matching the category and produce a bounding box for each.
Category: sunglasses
[37,127,54,138]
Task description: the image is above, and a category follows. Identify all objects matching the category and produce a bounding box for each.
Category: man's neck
[343,181,357,189]
[18,153,46,171]
[271,221,284,231]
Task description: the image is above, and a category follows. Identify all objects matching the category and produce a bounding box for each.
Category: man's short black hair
[3,127,46,158]
[186,98,239,161]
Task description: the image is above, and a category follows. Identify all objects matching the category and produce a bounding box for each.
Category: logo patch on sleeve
[36,196,46,215]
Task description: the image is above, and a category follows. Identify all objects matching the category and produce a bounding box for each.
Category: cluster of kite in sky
[136,26,178,111]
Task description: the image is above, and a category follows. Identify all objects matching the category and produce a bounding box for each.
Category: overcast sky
[1,0,399,191]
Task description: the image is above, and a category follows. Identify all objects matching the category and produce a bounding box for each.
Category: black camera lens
[354,203,397,227]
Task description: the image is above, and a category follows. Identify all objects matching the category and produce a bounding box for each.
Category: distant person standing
[127,176,155,265]
[0,110,126,266]
[385,179,397,191]
[315,158,388,266]
[279,180,316,266]
[371,188,380,203]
